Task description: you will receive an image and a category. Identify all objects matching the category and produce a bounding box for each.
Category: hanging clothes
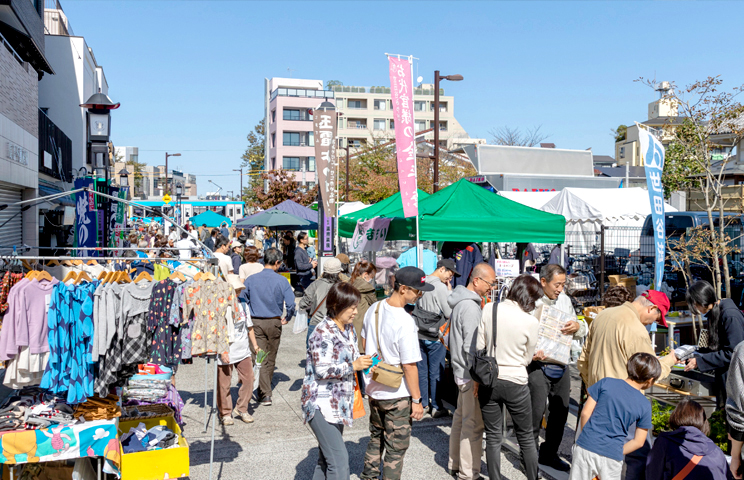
[0,271,23,316]
[442,242,484,288]
[183,278,237,357]
[120,280,156,367]
[148,279,184,367]
[153,264,170,281]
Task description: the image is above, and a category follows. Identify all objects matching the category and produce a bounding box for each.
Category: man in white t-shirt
[175,231,196,259]
[213,235,234,277]
[360,266,433,480]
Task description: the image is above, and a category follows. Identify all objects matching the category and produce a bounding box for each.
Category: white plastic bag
[293,311,308,334]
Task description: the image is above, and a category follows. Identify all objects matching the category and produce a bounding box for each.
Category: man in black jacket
[294,232,316,294]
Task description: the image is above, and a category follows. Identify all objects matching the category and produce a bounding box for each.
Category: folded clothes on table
[120,422,178,453]
[73,394,121,421]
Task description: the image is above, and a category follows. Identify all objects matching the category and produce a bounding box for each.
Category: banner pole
[410,55,422,270]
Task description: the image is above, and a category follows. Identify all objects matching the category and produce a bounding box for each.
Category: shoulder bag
[371,302,404,389]
[469,301,499,388]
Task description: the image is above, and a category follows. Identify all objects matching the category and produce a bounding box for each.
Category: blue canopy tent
[190,210,232,228]
[236,199,317,228]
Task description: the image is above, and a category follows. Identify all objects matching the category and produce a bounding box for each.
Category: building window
[228,208,233,217]
[389,119,395,129]
[373,119,386,131]
[347,119,367,129]
[414,101,426,112]
[271,133,275,147]
[283,132,300,146]
[349,139,363,148]
[306,157,316,172]
[415,120,427,132]
[619,146,625,159]
[307,181,316,190]
[431,101,448,112]
[348,100,364,109]
[374,99,387,111]
[283,157,301,171]
[336,98,343,110]
[271,110,276,122]
[439,121,448,131]
[283,108,311,121]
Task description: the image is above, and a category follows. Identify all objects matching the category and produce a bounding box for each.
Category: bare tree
[488,125,550,147]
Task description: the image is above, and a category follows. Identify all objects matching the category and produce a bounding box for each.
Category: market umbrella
[337,189,430,240]
[236,209,317,230]
[189,210,232,228]
[239,199,317,226]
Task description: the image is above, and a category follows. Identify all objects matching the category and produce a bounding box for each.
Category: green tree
[240,119,265,206]
[326,80,343,90]
[612,124,627,142]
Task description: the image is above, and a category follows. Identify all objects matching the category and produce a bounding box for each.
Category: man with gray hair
[530,264,587,471]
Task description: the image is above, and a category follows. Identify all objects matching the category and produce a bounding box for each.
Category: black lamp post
[81,91,120,256]
[176,183,183,225]
[433,71,463,192]
[118,168,130,200]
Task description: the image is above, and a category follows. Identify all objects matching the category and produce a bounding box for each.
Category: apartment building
[265,77,478,187]
[133,164,197,200]
[333,83,470,150]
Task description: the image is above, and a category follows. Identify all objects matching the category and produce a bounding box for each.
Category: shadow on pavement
[294,437,370,480]
[189,437,244,466]
[289,378,303,392]
[411,420,453,471]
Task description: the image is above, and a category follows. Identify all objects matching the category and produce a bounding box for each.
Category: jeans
[307,323,317,348]
[417,339,446,410]
[309,412,349,480]
[528,364,570,460]
[479,379,538,480]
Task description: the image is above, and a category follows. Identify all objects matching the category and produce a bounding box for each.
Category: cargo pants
[361,397,412,480]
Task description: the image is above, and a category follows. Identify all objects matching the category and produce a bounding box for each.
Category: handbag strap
[672,455,702,480]
[491,301,498,350]
[374,301,387,363]
[311,294,328,318]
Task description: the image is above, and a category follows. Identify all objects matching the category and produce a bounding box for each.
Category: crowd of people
[125,221,744,480]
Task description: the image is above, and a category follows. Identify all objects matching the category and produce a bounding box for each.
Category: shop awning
[38,183,75,207]
[337,189,431,240]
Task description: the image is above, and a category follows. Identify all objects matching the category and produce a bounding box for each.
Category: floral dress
[301,317,359,426]
[183,278,236,357]
[147,279,184,366]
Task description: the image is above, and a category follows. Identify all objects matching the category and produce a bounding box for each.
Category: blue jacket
[442,242,483,288]
[646,426,733,480]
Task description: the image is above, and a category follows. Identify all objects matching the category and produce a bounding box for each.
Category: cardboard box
[609,275,636,290]
[583,306,606,323]
[120,416,189,480]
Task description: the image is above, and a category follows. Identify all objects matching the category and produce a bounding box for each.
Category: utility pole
[432,71,463,192]
[345,142,350,201]
[233,168,243,204]
[164,152,181,196]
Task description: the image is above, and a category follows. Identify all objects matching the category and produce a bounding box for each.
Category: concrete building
[133,164,197,200]
[331,83,472,150]
[0,0,54,253]
[265,77,481,188]
[38,2,109,181]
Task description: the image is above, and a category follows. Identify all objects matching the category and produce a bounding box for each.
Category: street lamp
[80,91,120,256]
[175,182,183,225]
[164,152,181,196]
[233,168,243,204]
[118,168,130,188]
[433,71,463,192]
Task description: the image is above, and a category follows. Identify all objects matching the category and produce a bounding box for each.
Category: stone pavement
[177,316,580,480]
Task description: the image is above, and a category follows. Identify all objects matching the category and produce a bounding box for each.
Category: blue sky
[63,0,744,197]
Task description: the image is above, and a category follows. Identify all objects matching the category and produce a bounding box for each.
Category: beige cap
[227,274,245,292]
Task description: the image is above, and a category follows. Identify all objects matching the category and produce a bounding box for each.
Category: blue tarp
[190,210,232,228]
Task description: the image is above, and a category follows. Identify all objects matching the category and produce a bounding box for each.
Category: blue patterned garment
[41,281,98,404]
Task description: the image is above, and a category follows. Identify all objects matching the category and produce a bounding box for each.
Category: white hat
[227,274,245,292]
[230,239,242,249]
[323,257,342,274]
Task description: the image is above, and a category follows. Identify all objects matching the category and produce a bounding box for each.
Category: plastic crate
[120,416,189,479]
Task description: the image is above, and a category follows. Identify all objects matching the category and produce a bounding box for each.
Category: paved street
[178,308,582,480]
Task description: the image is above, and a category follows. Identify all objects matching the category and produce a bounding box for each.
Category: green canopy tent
[189,210,232,228]
[337,189,430,240]
[339,179,565,243]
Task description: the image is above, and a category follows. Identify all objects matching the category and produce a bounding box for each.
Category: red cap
[642,290,669,327]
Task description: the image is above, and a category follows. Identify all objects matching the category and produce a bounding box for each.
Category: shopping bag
[253,349,268,391]
[293,311,308,334]
[352,377,366,419]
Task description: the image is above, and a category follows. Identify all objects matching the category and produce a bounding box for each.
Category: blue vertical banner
[73,178,98,256]
[637,124,666,287]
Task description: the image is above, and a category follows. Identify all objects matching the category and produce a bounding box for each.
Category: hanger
[133,271,153,283]
[36,270,53,282]
[46,259,61,267]
[200,271,216,281]
[62,270,78,284]
[97,271,108,282]
[75,271,92,284]
[71,260,83,266]
[87,259,98,266]
[25,270,38,280]
[118,271,132,284]
[169,270,186,282]
[62,259,73,266]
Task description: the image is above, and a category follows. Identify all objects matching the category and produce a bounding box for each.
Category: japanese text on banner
[313,109,338,217]
[350,217,391,252]
[638,124,666,287]
[388,56,418,219]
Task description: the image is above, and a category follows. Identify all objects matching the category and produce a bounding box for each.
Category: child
[646,398,732,480]
[570,352,662,480]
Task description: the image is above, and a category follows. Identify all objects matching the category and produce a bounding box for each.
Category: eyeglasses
[477,277,496,288]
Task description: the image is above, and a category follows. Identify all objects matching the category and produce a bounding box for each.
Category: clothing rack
[0,253,222,480]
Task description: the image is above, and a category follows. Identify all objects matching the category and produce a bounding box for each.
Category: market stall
[188,210,232,228]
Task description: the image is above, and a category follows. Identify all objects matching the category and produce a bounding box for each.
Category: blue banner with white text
[638,125,666,288]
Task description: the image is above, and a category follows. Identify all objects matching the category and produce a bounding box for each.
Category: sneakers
[220,415,234,426]
[233,409,254,423]
[539,455,571,472]
[431,408,449,419]
[260,396,272,406]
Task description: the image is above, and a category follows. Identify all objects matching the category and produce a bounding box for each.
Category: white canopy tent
[497,191,559,210]
[539,187,678,253]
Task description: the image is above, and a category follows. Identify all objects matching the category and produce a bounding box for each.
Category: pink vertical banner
[388,56,418,218]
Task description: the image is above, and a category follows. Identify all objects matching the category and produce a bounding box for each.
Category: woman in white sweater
[475,274,544,480]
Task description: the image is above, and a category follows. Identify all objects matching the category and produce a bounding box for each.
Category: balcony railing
[347,123,367,129]
[271,88,335,101]
[44,0,74,36]
[332,85,445,96]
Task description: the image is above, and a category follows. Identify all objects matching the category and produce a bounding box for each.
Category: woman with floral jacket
[301,282,373,480]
